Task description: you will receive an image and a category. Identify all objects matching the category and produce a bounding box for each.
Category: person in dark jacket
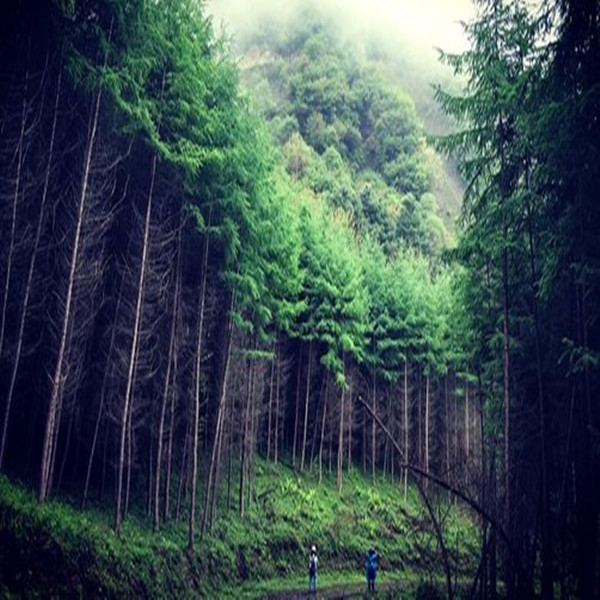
[365,546,380,592]
[308,545,318,593]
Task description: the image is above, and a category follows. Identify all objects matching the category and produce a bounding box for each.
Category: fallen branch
[356,395,522,581]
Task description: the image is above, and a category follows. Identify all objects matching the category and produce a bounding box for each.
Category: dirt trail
[263,581,404,599]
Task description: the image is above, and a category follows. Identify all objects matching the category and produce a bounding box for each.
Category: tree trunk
[82,273,124,509]
[336,368,345,493]
[39,62,105,503]
[153,226,181,532]
[1,67,61,470]
[267,342,275,461]
[418,367,422,470]
[445,374,450,477]
[465,383,470,463]
[188,213,211,549]
[0,46,30,381]
[164,336,179,522]
[501,208,511,568]
[371,374,377,480]
[525,194,552,600]
[124,394,133,518]
[201,292,234,538]
[318,376,328,485]
[239,350,253,517]
[300,341,312,472]
[176,409,192,521]
[425,374,430,484]
[274,354,280,465]
[292,347,302,468]
[404,361,409,499]
[114,145,156,536]
[347,379,353,473]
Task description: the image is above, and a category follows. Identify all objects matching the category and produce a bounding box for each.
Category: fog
[206,0,476,61]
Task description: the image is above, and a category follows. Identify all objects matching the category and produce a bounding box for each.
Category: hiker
[365,546,380,592]
[308,545,318,593]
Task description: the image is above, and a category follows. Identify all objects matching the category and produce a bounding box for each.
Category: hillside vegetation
[0,463,478,598]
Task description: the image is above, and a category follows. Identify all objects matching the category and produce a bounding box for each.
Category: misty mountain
[209,2,462,234]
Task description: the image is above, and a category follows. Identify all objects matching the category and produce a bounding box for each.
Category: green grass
[0,461,479,598]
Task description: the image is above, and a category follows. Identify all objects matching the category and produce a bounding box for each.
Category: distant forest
[0,1,598,599]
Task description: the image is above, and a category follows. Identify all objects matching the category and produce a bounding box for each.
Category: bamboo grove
[0,0,599,598]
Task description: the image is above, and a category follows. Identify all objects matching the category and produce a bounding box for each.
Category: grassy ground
[0,460,478,598]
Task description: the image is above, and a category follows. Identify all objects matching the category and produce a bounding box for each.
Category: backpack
[309,555,317,576]
[367,552,378,572]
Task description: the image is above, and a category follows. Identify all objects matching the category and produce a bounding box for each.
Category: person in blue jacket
[365,546,380,592]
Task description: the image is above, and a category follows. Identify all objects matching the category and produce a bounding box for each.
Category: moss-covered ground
[0,460,479,598]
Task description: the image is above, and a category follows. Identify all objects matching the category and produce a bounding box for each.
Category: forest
[0,0,598,598]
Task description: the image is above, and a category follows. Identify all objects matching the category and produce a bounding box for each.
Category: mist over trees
[0,0,598,598]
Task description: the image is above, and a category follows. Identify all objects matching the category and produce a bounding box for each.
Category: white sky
[206,0,476,58]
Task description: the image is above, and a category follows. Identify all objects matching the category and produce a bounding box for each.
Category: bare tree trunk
[188,214,211,550]
[82,274,124,509]
[292,347,302,468]
[147,424,153,517]
[164,337,179,522]
[336,367,345,493]
[425,374,430,484]
[274,354,280,465]
[99,425,109,502]
[372,374,377,480]
[502,217,511,539]
[404,361,409,499]
[465,383,470,467]
[445,374,450,477]
[525,193,552,600]
[0,46,30,377]
[239,350,253,517]
[347,379,353,473]
[318,376,328,485]
[47,381,64,498]
[39,62,105,503]
[153,229,181,532]
[176,407,192,521]
[418,368,422,470]
[300,340,312,472]
[114,143,156,536]
[267,343,275,461]
[1,67,61,470]
[56,402,75,492]
[201,293,234,539]
[309,380,325,473]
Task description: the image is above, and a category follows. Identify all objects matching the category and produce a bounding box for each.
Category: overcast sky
[206,0,476,59]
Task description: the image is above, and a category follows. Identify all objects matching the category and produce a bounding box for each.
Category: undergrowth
[0,461,478,598]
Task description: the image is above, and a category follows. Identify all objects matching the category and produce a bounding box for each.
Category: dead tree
[0,61,61,470]
[39,62,116,501]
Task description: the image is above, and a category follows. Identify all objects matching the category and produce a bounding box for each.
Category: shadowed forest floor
[260,581,403,599]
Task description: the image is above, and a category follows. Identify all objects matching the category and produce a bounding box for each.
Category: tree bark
[39,56,105,502]
[404,361,409,499]
[153,222,181,532]
[300,340,312,472]
[114,141,157,536]
[1,66,61,470]
[425,374,430,485]
[371,374,377,480]
[336,366,345,493]
[292,347,302,468]
[0,43,30,381]
[188,211,211,549]
[200,292,234,539]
